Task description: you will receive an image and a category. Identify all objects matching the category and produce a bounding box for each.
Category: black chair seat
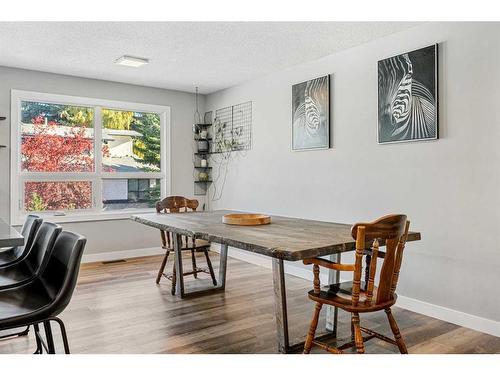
[0,248,19,265]
[0,263,35,287]
[0,281,52,328]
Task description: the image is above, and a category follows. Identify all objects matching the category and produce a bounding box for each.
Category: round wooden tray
[222,213,271,226]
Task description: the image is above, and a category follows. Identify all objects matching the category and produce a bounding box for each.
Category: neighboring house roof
[21,123,143,140]
[103,155,160,172]
[103,129,143,137]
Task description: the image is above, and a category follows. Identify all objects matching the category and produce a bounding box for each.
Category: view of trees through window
[101,109,161,173]
[20,100,162,213]
[24,181,92,212]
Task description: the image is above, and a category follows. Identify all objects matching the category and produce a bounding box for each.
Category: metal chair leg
[156,250,170,284]
[0,325,30,340]
[51,317,70,354]
[34,324,43,354]
[43,320,56,354]
[204,250,217,286]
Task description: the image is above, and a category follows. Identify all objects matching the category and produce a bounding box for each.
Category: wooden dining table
[0,218,24,248]
[132,210,421,353]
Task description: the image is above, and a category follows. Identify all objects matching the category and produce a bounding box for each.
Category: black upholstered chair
[0,222,61,291]
[0,231,87,354]
[0,215,43,268]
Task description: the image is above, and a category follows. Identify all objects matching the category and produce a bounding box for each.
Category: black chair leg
[0,326,30,340]
[43,321,56,354]
[51,317,70,354]
[34,324,43,354]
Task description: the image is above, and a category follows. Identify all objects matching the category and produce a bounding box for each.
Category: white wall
[0,66,203,255]
[206,22,500,323]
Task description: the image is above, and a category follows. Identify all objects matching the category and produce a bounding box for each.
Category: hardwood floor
[1,252,499,354]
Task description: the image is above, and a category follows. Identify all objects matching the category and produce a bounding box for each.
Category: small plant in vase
[198,171,209,182]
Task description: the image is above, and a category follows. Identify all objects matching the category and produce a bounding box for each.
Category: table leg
[173,233,185,297]
[326,253,341,333]
[272,258,289,353]
[218,243,228,289]
[272,258,337,353]
[174,240,228,299]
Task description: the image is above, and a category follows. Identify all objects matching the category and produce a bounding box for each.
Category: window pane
[102,109,161,173]
[127,179,138,192]
[102,179,160,210]
[138,179,149,191]
[20,101,94,172]
[24,181,92,212]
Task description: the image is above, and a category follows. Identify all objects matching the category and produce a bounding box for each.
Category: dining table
[0,218,24,248]
[132,210,421,353]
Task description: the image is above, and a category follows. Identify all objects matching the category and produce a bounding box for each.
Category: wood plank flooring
[1,252,499,354]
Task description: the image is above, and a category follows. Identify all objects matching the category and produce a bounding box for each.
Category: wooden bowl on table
[222,213,271,226]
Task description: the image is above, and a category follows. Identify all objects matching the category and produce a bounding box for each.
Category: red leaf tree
[22,117,95,211]
[21,116,94,172]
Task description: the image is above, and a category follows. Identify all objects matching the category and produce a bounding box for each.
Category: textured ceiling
[0,22,419,94]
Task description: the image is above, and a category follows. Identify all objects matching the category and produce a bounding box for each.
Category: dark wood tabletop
[132,210,421,261]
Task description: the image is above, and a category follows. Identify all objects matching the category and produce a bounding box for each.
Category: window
[102,178,161,211]
[11,90,170,223]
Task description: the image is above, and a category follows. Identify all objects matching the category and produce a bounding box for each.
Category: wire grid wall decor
[213,101,252,153]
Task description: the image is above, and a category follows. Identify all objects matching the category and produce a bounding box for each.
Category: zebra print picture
[292,75,330,150]
[378,44,438,144]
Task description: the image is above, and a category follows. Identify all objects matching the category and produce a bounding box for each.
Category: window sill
[13,209,156,226]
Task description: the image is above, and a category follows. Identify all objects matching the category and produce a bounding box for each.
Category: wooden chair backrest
[156,196,199,213]
[350,214,410,306]
[156,196,199,249]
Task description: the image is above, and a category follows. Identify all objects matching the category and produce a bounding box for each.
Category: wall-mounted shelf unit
[193,123,213,196]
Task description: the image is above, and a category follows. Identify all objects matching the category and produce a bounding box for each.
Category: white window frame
[10,89,171,225]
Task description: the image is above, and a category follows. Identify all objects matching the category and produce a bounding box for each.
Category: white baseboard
[212,245,500,338]
[82,247,164,263]
[395,295,500,338]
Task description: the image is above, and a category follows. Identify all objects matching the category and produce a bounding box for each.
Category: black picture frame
[378,44,438,144]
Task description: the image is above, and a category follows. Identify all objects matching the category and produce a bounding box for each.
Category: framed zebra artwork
[378,44,438,144]
[292,75,330,151]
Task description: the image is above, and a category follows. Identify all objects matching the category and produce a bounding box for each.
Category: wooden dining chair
[302,214,410,354]
[155,196,217,294]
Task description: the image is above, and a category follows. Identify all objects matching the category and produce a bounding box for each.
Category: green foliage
[132,113,161,169]
[21,101,93,127]
[59,107,94,127]
[145,183,161,208]
[102,109,134,130]
[27,193,47,212]
[101,110,160,170]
